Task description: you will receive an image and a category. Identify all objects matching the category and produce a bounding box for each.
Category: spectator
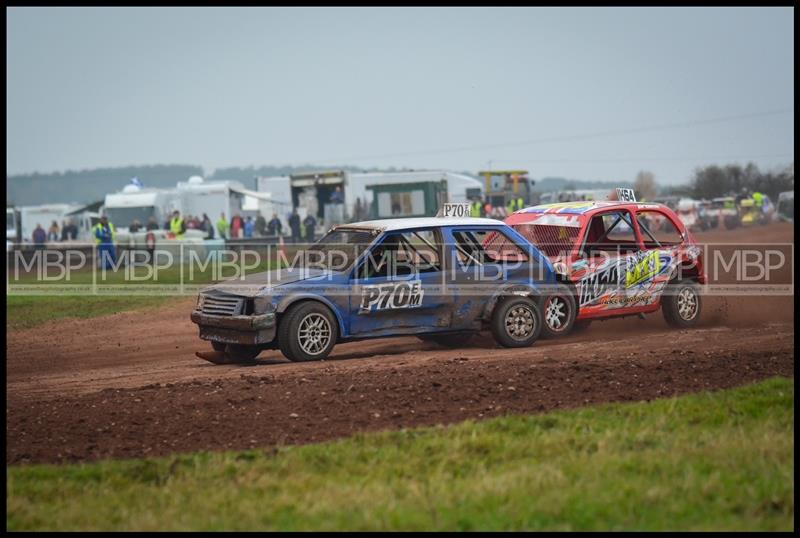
[60,218,78,241]
[267,213,282,236]
[470,198,483,217]
[288,210,301,242]
[244,216,254,238]
[169,210,186,239]
[216,213,229,239]
[230,214,244,239]
[330,185,344,204]
[32,223,46,249]
[129,219,142,233]
[47,221,60,242]
[255,213,267,237]
[303,213,317,242]
[185,214,198,230]
[201,213,215,239]
[146,216,160,231]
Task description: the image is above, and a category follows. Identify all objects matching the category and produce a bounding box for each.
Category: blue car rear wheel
[491,297,542,348]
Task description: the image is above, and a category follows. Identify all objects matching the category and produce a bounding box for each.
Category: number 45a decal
[359,280,424,313]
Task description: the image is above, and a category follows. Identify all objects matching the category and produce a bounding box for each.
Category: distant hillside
[533,177,633,192]
[7,165,204,207]
[7,165,635,207]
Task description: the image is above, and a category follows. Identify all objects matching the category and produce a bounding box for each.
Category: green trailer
[366,180,448,219]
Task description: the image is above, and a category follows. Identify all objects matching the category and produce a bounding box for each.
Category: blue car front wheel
[278,301,339,362]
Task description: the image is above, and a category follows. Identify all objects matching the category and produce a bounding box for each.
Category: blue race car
[190,217,557,363]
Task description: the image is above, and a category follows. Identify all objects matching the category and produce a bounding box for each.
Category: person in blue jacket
[93,216,117,269]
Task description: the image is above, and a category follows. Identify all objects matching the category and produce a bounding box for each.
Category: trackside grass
[6,296,171,331]
[6,377,794,531]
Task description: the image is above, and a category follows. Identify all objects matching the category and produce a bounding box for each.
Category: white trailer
[103,185,180,234]
[257,170,484,229]
[7,207,20,242]
[19,204,80,243]
[176,176,276,226]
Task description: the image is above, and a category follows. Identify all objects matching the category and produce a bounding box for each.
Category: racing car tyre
[417,333,473,348]
[662,281,702,328]
[540,285,577,339]
[226,344,261,362]
[278,301,339,362]
[571,319,592,333]
[490,296,542,348]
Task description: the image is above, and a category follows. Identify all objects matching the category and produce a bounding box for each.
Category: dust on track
[6,222,794,465]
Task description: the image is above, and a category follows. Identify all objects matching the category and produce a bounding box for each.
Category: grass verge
[6,377,794,531]
[6,295,171,330]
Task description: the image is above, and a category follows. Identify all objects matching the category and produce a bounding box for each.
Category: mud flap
[195,350,243,365]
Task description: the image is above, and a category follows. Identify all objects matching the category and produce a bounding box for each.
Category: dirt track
[6,223,795,465]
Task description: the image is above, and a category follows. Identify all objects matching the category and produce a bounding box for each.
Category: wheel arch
[274,294,346,337]
[551,273,581,316]
[481,283,543,321]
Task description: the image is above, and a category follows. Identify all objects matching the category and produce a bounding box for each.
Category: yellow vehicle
[738,198,761,226]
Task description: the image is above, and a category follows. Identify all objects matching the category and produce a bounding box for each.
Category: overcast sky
[6,7,794,184]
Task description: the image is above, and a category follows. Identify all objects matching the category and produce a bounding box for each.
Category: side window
[582,211,638,256]
[451,229,528,267]
[636,211,683,247]
[357,230,441,279]
[602,212,636,242]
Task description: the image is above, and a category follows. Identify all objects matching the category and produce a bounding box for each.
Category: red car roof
[505,201,671,225]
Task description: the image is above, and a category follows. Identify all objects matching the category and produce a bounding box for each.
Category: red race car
[505,199,706,337]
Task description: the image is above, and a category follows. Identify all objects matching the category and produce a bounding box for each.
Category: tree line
[687,162,794,201]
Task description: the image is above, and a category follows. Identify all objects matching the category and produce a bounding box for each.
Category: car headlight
[253,295,274,314]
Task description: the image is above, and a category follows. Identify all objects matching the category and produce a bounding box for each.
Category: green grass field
[6,295,171,331]
[6,377,794,531]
